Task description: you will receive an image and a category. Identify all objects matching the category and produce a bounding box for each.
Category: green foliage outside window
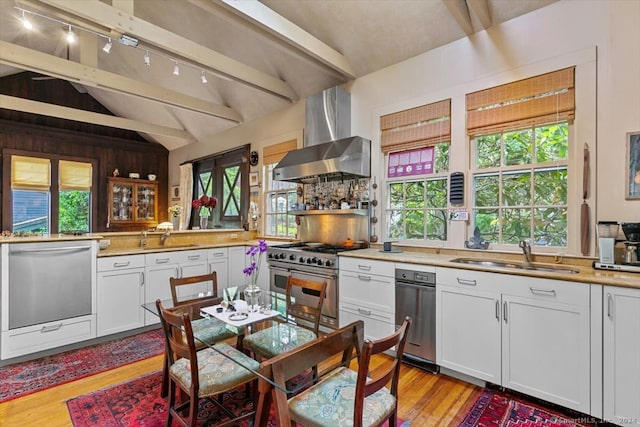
[473,123,568,247]
[59,191,90,232]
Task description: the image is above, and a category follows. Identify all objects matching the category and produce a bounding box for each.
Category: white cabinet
[604,286,640,426]
[177,249,209,293]
[208,248,229,298]
[96,255,145,337]
[228,246,247,288]
[144,252,180,326]
[338,258,395,341]
[436,267,593,414]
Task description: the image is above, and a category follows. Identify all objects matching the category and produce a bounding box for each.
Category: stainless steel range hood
[273,87,370,183]
[272,136,370,184]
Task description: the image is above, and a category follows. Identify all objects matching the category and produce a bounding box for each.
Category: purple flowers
[243,240,268,285]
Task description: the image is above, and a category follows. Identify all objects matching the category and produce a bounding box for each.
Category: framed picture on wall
[171,185,180,201]
[249,171,259,187]
[626,131,640,200]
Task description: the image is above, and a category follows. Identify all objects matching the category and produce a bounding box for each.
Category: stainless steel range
[267,243,362,329]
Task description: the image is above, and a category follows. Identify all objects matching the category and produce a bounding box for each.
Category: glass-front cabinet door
[108,178,158,225]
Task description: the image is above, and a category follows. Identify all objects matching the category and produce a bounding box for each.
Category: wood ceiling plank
[0,94,196,141]
[212,0,356,79]
[36,0,299,102]
[442,0,474,36]
[0,41,243,123]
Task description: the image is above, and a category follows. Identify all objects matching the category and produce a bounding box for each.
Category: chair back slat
[285,276,327,335]
[170,272,219,306]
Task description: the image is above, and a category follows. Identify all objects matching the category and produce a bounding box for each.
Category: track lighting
[102,37,112,53]
[201,70,208,84]
[66,24,76,43]
[173,61,180,76]
[21,10,33,30]
[144,50,150,66]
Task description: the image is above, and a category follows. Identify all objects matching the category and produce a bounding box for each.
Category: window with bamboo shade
[263,139,298,238]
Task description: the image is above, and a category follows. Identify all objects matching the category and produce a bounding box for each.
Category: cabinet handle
[140,271,145,286]
[456,277,477,286]
[495,299,500,322]
[187,255,200,260]
[155,258,170,264]
[113,261,130,268]
[41,323,63,333]
[212,252,224,258]
[357,308,372,316]
[357,265,372,271]
[357,274,372,282]
[607,293,613,319]
[529,287,556,296]
[179,267,183,278]
[503,301,508,323]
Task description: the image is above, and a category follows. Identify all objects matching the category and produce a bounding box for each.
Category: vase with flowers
[168,204,183,231]
[192,194,217,229]
[243,240,267,312]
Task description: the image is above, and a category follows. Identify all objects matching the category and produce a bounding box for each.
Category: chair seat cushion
[288,367,396,427]
[191,317,237,346]
[170,342,259,396]
[242,323,317,359]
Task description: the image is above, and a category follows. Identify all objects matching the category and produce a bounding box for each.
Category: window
[9,154,93,234]
[191,146,248,229]
[262,139,298,238]
[381,99,451,242]
[466,67,575,249]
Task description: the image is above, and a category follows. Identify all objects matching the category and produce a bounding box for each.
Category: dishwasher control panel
[395,268,436,285]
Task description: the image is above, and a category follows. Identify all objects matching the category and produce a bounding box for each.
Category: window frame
[263,162,298,238]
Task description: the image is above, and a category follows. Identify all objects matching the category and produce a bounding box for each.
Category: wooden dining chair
[242,276,327,361]
[159,272,238,398]
[263,317,411,427]
[156,299,259,427]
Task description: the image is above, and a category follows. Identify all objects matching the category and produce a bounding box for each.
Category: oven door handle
[290,269,336,280]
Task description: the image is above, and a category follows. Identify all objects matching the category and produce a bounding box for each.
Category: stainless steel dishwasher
[395,267,437,372]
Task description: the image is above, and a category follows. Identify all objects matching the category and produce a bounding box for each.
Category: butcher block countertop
[340,248,640,290]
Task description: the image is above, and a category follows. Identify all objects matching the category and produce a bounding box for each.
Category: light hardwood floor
[0,351,482,427]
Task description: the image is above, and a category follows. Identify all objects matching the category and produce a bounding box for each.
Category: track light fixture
[173,61,180,76]
[201,70,208,84]
[21,10,33,30]
[102,37,112,53]
[144,50,151,66]
[66,24,76,43]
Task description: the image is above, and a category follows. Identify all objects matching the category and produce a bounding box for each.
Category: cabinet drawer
[339,257,394,277]
[98,255,145,271]
[145,252,181,265]
[208,248,228,259]
[339,271,395,312]
[177,249,208,264]
[339,308,394,342]
[1,315,95,360]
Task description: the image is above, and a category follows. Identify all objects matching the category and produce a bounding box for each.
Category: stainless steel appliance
[594,221,640,273]
[395,267,438,372]
[267,243,362,329]
[7,241,93,329]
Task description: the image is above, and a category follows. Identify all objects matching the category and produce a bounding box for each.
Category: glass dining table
[141,289,314,426]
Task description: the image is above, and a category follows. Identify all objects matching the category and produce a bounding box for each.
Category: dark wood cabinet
[108,177,158,226]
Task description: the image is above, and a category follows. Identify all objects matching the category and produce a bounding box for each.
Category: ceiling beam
[206,0,356,80]
[442,0,474,37]
[467,0,492,30]
[0,41,243,123]
[35,0,299,102]
[0,94,196,141]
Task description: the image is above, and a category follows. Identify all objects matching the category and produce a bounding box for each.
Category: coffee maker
[594,221,640,273]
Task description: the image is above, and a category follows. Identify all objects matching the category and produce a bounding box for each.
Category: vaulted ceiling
[0,0,557,151]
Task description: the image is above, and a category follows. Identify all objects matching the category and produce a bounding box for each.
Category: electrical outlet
[230,233,237,239]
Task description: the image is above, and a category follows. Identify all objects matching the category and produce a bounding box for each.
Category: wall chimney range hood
[273,86,370,183]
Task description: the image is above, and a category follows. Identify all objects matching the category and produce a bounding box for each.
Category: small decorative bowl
[147,174,156,181]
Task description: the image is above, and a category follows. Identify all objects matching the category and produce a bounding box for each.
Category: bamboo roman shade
[11,155,50,191]
[466,67,575,136]
[380,99,451,153]
[59,160,92,191]
[263,139,297,165]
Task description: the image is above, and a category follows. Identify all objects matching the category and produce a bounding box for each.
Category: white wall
[170,0,640,254]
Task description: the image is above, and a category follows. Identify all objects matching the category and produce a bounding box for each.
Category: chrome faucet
[519,240,532,263]
[160,229,171,245]
[140,230,147,248]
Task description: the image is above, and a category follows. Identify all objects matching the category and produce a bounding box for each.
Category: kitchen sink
[450,258,580,274]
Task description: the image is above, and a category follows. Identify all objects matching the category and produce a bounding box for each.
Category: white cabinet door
[208,248,229,298]
[97,268,144,336]
[436,286,501,383]
[604,286,640,426]
[228,246,247,288]
[502,294,590,413]
[144,263,179,325]
[178,250,209,297]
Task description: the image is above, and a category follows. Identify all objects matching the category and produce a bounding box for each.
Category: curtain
[179,163,193,231]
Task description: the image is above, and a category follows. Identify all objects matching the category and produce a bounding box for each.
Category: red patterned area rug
[0,328,164,403]
[67,370,409,427]
[458,389,595,426]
